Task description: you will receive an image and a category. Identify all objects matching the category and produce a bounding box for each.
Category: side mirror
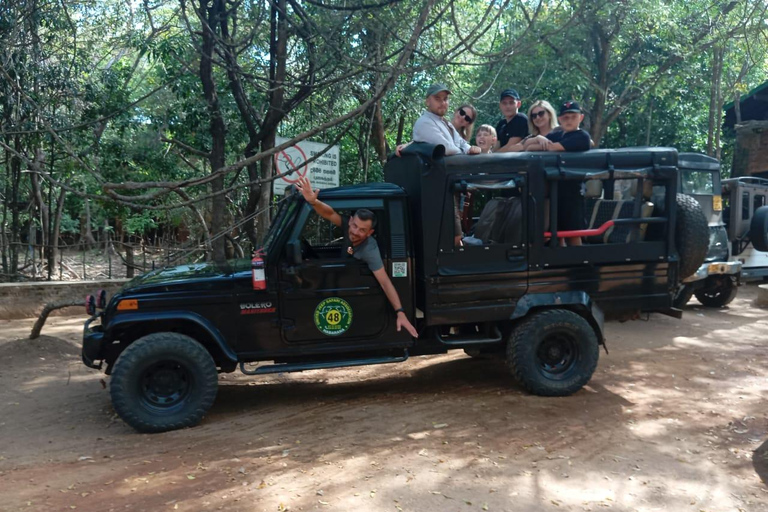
[286,240,302,264]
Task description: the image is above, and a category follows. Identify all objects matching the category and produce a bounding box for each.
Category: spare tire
[675,193,709,279]
[749,206,768,252]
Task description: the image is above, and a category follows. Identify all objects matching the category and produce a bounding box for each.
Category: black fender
[105,311,238,367]
[510,291,606,344]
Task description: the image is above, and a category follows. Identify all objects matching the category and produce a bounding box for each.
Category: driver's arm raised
[296,176,341,227]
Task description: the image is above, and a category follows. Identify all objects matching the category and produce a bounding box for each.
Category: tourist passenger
[494,88,529,152]
[521,100,559,151]
[542,101,591,152]
[529,101,592,246]
[452,103,477,143]
[475,125,497,154]
[410,84,482,155]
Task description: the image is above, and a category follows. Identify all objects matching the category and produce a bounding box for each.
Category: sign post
[273,137,340,195]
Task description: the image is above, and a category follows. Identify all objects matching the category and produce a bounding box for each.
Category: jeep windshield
[681,170,715,195]
[262,196,298,254]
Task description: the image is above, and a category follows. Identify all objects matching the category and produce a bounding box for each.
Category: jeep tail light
[85,295,96,316]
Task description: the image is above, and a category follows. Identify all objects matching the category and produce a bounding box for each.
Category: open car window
[455,179,523,248]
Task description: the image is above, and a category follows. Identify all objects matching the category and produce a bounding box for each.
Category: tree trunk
[199,0,228,264]
[29,300,83,339]
[645,97,653,146]
[49,188,65,277]
[713,46,724,160]
[126,243,135,278]
[706,46,723,157]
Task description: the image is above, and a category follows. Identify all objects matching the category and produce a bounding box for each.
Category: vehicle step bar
[239,350,409,375]
[435,326,503,345]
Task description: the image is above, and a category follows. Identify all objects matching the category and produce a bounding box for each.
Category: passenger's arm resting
[546,143,566,152]
[413,117,461,155]
[497,137,523,152]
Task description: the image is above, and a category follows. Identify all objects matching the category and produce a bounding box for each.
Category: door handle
[320,264,346,269]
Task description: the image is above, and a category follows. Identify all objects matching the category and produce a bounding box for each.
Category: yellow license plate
[713,195,722,211]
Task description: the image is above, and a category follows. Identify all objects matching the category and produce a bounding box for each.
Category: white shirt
[412,111,471,155]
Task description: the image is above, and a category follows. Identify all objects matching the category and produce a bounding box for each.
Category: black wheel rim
[701,277,733,300]
[536,332,578,380]
[139,360,193,410]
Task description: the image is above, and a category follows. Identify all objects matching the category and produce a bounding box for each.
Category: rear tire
[675,194,710,279]
[506,309,599,396]
[694,275,738,308]
[110,332,218,433]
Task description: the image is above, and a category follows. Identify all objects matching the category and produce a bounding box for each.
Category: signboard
[273,137,340,195]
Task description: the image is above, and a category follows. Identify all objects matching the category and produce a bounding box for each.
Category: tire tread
[110,332,218,433]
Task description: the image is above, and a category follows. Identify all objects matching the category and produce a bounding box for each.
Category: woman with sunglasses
[451,104,477,142]
[522,100,560,151]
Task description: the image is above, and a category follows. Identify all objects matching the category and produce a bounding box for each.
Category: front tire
[694,275,738,308]
[506,309,599,396]
[110,333,219,433]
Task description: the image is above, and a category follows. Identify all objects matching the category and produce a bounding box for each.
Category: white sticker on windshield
[392,262,407,278]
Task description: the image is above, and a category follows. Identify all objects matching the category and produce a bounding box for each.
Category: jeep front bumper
[683,261,742,284]
[82,315,105,369]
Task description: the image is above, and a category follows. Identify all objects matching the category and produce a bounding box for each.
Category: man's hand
[396,312,418,338]
[395,142,411,157]
[295,176,319,204]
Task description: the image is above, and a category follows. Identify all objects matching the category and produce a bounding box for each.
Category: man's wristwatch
[395,307,405,314]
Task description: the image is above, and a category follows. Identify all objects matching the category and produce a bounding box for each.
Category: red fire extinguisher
[252,249,267,290]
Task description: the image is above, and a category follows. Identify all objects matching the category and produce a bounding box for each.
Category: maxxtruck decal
[240,302,276,315]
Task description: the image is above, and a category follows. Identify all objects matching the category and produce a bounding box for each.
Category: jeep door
[425,174,529,325]
[277,198,413,348]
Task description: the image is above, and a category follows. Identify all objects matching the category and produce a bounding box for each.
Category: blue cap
[500,88,520,100]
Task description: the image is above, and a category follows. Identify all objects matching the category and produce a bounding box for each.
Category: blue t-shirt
[546,129,591,151]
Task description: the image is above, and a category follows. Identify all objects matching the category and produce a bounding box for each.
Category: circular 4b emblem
[314,297,353,336]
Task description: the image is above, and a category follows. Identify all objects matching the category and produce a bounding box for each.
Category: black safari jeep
[82,144,711,432]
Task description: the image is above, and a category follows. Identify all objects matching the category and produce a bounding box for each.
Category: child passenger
[526,101,591,152]
[475,125,497,153]
[527,101,592,246]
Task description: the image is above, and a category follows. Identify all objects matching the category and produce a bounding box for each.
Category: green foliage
[1,0,767,276]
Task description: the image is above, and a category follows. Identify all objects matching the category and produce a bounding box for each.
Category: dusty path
[0,286,766,512]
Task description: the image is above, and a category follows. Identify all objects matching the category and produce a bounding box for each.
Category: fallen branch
[30,300,83,339]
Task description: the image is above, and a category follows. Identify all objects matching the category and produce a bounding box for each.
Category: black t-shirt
[546,129,591,152]
[495,113,529,147]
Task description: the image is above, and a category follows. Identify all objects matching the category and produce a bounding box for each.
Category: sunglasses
[458,108,474,123]
[530,110,548,119]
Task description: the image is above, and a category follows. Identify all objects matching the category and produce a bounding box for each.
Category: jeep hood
[123,259,250,292]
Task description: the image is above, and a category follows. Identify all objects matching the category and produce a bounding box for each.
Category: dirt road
[1,286,766,512]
